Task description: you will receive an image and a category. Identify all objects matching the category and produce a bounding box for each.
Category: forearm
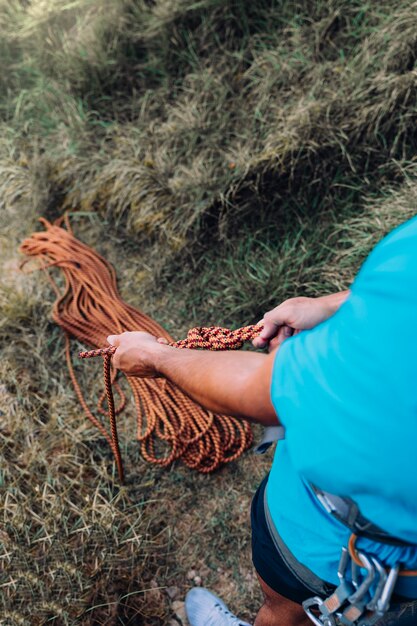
[154,346,279,426]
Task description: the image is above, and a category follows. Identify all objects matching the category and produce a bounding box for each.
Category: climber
[107,216,417,626]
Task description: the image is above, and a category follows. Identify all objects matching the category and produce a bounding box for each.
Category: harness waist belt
[311,485,414,548]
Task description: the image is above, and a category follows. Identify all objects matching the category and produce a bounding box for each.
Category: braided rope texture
[20,218,263,479]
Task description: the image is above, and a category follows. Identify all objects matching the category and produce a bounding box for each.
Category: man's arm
[107,332,279,426]
[107,291,350,424]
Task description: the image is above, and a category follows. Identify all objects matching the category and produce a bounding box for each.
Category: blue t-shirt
[268,216,417,596]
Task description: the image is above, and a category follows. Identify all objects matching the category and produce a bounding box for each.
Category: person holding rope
[107,217,417,626]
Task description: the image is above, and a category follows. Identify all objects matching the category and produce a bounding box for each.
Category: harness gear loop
[311,486,412,548]
[348,535,417,577]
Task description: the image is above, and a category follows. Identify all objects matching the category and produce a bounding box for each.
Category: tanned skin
[107,290,350,626]
[107,333,278,426]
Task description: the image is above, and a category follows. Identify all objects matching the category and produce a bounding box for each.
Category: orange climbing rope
[20,217,263,481]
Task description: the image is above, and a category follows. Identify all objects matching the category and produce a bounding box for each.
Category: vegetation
[1,0,416,623]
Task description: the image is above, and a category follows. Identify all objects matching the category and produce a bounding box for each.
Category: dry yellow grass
[1,0,417,623]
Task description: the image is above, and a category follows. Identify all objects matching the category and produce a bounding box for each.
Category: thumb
[273,324,294,349]
[107,334,120,347]
[253,318,279,348]
[260,318,281,341]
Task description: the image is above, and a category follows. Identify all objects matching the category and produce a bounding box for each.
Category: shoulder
[354,216,417,288]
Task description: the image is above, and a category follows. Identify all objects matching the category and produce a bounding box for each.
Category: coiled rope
[20,218,263,482]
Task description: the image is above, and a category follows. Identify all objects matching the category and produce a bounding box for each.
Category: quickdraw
[303,535,416,626]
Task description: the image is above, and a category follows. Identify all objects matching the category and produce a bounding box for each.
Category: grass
[1,0,417,624]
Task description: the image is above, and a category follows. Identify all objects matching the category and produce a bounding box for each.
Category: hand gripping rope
[20,217,263,482]
[79,324,263,482]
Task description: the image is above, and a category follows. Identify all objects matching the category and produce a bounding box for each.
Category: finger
[276,325,294,347]
[107,334,121,347]
[111,352,121,370]
[157,337,169,344]
[267,326,294,353]
[268,336,280,352]
[267,328,286,353]
[253,326,283,348]
[253,316,281,348]
[259,318,281,341]
[252,335,268,349]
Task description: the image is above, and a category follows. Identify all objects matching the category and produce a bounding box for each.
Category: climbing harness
[257,421,417,624]
[302,488,417,626]
[20,217,263,481]
[312,487,413,548]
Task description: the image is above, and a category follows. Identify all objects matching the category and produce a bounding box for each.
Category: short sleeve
[269,216,417,540]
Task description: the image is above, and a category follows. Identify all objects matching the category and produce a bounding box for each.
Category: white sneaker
[185,587,252,626]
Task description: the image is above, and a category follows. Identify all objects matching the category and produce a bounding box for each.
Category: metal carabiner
[303,547,356,624]
[338,547,351,582]
[351,559,360,590]
[366,556,387,612]
[377,564,399,614]
[355,564,400,625]
[340,552,376,625]
[302,597,337,626]
[348,551,375,604]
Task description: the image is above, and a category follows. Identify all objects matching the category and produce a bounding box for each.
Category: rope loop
[171,324,263,350]
[20,218,263,482]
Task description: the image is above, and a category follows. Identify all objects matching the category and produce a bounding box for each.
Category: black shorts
[251,475,335,604]
[251,475,417,615]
